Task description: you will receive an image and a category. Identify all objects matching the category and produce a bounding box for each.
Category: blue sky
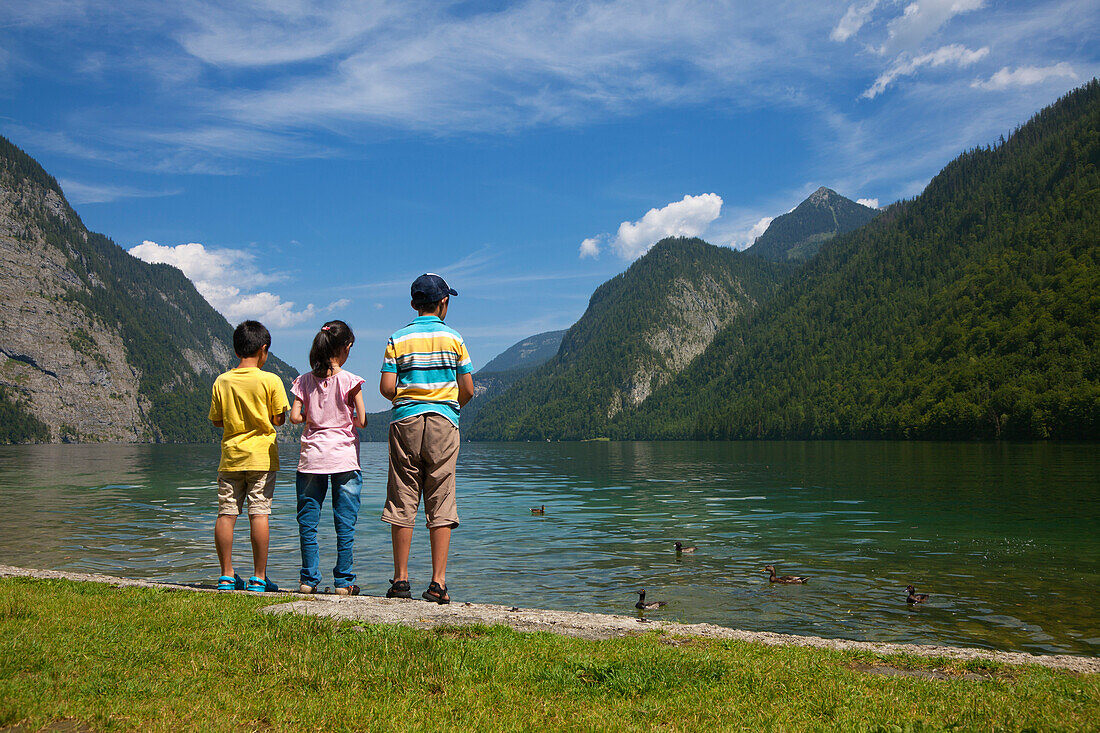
[2,0,1097,410]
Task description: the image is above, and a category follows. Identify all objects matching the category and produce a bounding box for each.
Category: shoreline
[3,564,1096,674]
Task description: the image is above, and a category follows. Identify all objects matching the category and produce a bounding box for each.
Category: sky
[2,0,1097,410]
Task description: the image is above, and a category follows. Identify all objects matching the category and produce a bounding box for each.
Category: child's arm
[457,372,474,407]
[270,379,290,427]
[209,383,224,428]
[350,386,367,429]
[379,372,397,401]
[289,398,305,425]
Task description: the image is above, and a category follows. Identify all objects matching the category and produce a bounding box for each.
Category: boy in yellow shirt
[208,320,290,592]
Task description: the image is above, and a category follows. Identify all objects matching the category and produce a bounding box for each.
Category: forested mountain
[479,330,566,373]
[746,187,879,262]
[464,238,791,440]
[615,80,1100,440]
[0,136,298,443]
[361,329,568,441]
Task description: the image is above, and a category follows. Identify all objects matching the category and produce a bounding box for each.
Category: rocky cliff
[0,136,297,443]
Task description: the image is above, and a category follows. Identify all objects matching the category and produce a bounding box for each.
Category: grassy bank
[0,578,1096,731]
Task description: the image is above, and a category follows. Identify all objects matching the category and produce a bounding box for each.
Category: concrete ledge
[3,565,1097,674]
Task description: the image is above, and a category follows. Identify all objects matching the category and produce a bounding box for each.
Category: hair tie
[321,326,330,331]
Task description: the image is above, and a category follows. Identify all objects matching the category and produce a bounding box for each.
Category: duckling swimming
[634,589,667,610]
[674,542,696,554]
[530,505,545,515]
[764,565,808,584]
[905,585,929,604]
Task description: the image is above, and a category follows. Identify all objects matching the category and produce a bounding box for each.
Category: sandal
[217,574,247,591]
[386,579,412,599]
[422,581,449,604]
[334,584,361,596]
[247,576,279,593]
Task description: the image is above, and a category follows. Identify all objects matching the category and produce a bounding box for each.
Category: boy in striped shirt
[379,273,474,604]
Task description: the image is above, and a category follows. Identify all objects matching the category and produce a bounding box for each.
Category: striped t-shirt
[381,315,473,426]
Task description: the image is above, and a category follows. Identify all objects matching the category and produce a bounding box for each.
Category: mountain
[360,329,567,441]
[464,237,792,440]
[479,330,566,374]
[0,136,298,443]
[614,80,1100,440]
[746,187,879,262]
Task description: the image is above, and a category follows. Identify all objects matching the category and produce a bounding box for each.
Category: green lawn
[0,578,1096,731]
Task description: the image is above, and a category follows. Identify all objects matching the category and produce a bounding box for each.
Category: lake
[0,440,1097,656]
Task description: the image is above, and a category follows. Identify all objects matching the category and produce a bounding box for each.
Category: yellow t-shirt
[209,367,290,472]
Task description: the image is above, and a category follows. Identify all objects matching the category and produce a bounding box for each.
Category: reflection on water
[0,441,1097,656]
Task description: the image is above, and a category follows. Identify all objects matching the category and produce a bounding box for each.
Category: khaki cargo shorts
[217,470,276,516]
[382,413,460,529]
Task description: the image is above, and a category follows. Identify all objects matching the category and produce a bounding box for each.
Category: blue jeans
[296,470,362,588]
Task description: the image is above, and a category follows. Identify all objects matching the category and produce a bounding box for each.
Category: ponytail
[309,320,354,378]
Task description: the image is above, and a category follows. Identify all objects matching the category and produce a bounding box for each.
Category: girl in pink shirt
[289,320,367,594]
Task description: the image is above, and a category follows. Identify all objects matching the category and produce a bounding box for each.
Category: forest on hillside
[465,238,791,440]
[613,80,1099,441]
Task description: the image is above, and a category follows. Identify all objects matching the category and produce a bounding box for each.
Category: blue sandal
[247,576,279,593]
[217,574,247,591]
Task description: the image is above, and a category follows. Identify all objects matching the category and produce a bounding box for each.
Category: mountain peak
[807,186,838,205]
[746,187,879,262]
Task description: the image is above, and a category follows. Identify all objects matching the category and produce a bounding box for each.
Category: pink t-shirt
[291,370,365,473]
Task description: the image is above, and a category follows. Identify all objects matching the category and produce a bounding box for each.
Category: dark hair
[309,320,355,378]
[233,320,271,358]
[416,297,445,313]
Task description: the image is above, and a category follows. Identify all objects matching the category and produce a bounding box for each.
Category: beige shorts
[217,471,276,516]
[383,413,460,528]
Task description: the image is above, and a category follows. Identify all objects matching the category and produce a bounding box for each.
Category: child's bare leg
[428,525,450,586]
[249,514,269,579]
[391,525,413,581]
[215,514,237,576]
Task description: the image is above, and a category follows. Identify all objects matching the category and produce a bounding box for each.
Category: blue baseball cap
[411,273,458,306]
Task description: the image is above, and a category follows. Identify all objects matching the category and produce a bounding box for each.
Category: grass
[0,578,1096,732]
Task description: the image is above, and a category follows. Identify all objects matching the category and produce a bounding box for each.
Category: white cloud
[59,178,179,204]
[578,237,602,259]
[863,44,988,98]
[720,216,776,251]
[608,193,723,260]
[856,197,880,208]
[832,1,881,42]
[971,63,1077,90]
[128,240,346,328]
[880,0,987,55]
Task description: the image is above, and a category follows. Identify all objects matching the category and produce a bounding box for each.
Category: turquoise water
[0,441,1097,656]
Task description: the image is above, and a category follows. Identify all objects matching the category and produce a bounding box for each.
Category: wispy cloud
[2,0,1096,209]
[879,0,987,55]
[863,44,989,99]
[971,63,1077,91]
[831,1,881,43]
[58,178,179,204]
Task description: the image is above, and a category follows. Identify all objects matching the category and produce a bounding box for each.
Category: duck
[764,565,808,584]
[530,505,545,515]
[674,542,696,554]
[634,589,667,610]
[905,585,929,604]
